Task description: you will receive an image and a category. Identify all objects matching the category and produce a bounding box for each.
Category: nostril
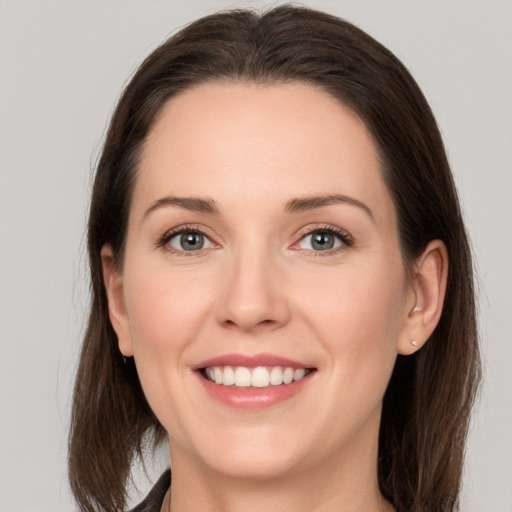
[222,318,277,330]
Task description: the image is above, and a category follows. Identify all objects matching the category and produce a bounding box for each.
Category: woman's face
[108,82,417,480]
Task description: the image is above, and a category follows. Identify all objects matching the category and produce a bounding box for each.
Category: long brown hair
[69,6,480,511]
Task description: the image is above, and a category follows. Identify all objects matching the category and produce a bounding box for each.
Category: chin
[206,450,304,481]
[173,423,312,481]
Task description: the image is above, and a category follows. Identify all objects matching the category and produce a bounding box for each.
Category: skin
[102,82,448,512]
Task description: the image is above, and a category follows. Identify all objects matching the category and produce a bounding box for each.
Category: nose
[216,246,291,333]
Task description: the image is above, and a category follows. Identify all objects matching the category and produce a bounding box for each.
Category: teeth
[203,365,310,388]
[283,367,294,384]
[294,368,306,381]
[234,367,251,387]
[223,366,235,386]
[251,367,270,388]
[270,367,283,385]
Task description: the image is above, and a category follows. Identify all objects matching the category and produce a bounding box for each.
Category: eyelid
[290,224,354,253]
[154,222,353,255]
[155,223,220,254]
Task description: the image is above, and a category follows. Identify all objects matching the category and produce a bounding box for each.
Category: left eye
[167,231,215,251]
[297,230,343,251]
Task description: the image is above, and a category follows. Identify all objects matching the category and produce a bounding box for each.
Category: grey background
[1,1,511,511]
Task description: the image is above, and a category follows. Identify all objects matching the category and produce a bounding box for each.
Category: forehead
[134,81,395,224]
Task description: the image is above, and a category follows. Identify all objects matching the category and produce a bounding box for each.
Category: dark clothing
[130,470,171,512]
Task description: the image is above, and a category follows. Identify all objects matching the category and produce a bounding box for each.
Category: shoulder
[129,470,171,512]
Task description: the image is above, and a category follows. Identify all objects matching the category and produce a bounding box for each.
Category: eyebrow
[285,194,375,222]
[143,196,220,219]
[143,193,374,222]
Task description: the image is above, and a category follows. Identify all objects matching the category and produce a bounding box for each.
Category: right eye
[297,230,343,252]
[167,230,215,252]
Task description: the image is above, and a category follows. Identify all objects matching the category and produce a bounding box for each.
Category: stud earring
[410,340,418,347]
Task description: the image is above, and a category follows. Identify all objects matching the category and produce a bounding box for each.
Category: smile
[194,353,316,409]
[203,366,311,388]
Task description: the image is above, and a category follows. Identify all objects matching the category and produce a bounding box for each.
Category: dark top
[130,470,171,512]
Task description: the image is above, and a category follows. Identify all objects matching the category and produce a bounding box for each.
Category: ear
[101,244,134,357]
[398,240,449,355]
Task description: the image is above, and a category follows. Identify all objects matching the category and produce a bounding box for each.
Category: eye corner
[291,224,354,255]
[155,223,220,255]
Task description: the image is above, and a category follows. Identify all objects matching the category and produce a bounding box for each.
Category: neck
[167,437,394,512]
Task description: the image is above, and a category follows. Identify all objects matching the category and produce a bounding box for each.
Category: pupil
[312,232,334,251]
[181,232,204,250]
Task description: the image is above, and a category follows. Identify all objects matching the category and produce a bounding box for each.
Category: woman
[68,5,480,512]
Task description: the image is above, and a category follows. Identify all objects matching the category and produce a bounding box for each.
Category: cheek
[123,261,212,353]
[299,257,406,384]
[120,260,216,419]
[121,261,217,436]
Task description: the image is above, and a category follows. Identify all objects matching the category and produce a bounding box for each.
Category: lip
[193,353,316,410]
[193,352,311,370]
[196,371,314,409]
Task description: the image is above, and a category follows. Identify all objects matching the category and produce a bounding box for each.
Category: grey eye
[299,231,342,251]
[169,231,213,251]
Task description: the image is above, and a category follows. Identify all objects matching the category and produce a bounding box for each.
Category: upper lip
[193,353,314,370]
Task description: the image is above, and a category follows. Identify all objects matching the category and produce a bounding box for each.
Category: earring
[410,340,418,347]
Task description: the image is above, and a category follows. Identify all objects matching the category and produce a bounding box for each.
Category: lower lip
[197,372,313,410]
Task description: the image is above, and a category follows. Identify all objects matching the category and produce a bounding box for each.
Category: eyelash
[156,224,216,256]
[155,224,354,256]
[293,225,354,256]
